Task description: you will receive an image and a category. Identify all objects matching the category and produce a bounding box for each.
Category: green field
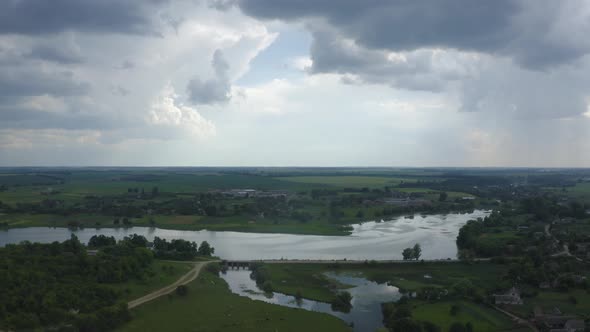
[111,260,194,301]
[118,269,351,332]
[411,300,514,332]
[276,176,414,188]
[260,262,508,302]
[262,264,349,302]
[510,290,590,319]
[248,262,517,332]
[0,169,488,235]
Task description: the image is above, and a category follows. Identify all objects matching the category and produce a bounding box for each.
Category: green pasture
[118,269,350,332]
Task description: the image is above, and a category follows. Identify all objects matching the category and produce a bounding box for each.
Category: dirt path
[128,261,212,309]
[492,305,538,332]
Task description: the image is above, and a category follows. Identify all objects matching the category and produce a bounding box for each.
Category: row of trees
[402,243,422,260]
[0,235,152,331]
[152,237,214,260]
[0,233,218,331]
[89,234,215,260]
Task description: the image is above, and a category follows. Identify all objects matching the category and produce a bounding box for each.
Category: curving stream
[221,269,401,332]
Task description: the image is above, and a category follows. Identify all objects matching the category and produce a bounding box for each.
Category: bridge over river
[221,258,488,269]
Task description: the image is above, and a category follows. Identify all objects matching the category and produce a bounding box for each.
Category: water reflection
[220,269,400,332]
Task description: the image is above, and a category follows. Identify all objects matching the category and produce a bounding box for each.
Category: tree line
[0,234,215,331]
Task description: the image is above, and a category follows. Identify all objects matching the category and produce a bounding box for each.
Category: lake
[0,210,488,260]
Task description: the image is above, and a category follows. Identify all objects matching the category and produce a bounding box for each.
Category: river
[0,210,487,260]
[221,269,401,332]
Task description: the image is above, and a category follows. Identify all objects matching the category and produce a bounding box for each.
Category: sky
[0,0,590,167]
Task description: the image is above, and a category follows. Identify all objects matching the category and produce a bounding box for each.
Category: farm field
[0,168,485,235]
[411,300,514,332]
[275,176,415,188]
[111,260,195,302]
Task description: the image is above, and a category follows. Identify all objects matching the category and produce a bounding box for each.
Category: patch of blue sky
[236,27,312,86]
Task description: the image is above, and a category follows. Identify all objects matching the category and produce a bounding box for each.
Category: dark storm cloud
[208,0,238,11]
[235,0,590,69]
[237,0,516,51]
[25,44,84,64]
[306,26,465,91]
[187,50,231,104]
[0,0,165,36]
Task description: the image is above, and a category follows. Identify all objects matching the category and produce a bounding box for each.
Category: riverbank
[253,261,507,303]
[0,213,352,235]
[118,268,351,332]
[225,261,520,331]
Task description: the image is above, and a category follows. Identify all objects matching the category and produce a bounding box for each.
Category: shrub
[176,285,188,296]
[331,291,353,313]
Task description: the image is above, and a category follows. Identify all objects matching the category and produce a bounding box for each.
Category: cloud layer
[0,1,589,166]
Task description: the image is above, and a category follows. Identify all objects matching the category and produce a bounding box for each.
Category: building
[221,189,257,198]
[379,198,431,207]
[493,287,523,305]
[539,281,551,289]
[253,190,290,198]
[563,319,586,332]
[534,307,584,332]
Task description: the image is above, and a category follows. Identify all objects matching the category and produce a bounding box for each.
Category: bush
[295,289,303,300]
[206,263,221,275]
[422,321,441,332]
[176,285,188,296]
[331,291,353,313]
[261,281,273,293]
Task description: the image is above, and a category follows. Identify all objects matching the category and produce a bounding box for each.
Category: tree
[331,291,352,313]
[448,322,467,332]
[390,318,422,332]
[122,234,148,247]
[422,321,441,332]
[439,192,448,202]
[403,243,422,260]
[204,205,217,216]
[176,285,188,296]
[403,248,414,260]
[198,241,214,256]
[89,235,116,248]
[413,243,422,260]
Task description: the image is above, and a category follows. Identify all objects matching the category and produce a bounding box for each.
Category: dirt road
[128,261,211,309]
[493,305,538,332]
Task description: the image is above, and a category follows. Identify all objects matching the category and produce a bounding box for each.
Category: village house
[493,287,523,305]
[221,189,257,198]
[534,307,585,332]
[379,198,431,207]
[539,281,551,289]
[563,319,586,332]
[253,190,290,198]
